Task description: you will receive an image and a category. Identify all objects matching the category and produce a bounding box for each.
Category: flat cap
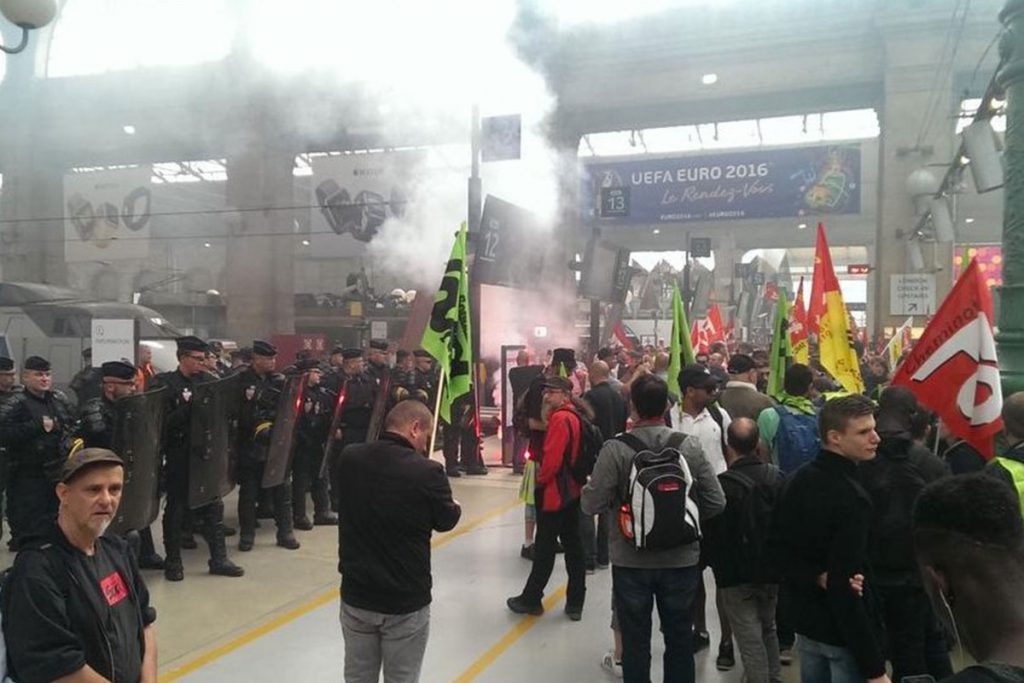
[23,356,50,372]
[62,447,124,483]
[541,376,573,392]
[101,360,136,381]
[252,340,278,357]
[176,336,209,353]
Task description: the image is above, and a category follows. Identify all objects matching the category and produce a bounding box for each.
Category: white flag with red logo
[892,258,1002,458]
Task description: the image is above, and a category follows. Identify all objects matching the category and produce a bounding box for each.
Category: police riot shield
[366,373,391,444]
[261,373,304,489]
[108,386,166,535]
[189,373,241,509]
[319,384,347,481]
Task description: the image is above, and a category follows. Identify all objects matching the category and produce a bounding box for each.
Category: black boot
[206,524,244,577]
[164,557,184,582]
[274,484,299,549]
[137,527,165,570]
[293,516,314,531]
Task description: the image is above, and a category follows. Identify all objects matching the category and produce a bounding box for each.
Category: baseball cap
[678,363,718,391]
[61,448,124,484]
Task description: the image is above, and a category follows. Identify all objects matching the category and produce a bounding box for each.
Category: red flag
[891,259,1002,458]
[691,320,707,354]
[807,223,828,336]
[706,304,725,345]
[613,321,635,350]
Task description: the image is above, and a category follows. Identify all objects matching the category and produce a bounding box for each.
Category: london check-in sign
[581,144,861,225]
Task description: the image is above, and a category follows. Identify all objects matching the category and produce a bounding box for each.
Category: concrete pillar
[872,23,957,335]
[223,111,296,342]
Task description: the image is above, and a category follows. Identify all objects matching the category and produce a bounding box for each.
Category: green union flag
[421,222,473,423]
[667,283,695,398]
[767,288,792,400]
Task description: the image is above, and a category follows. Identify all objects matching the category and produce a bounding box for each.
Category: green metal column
[998,0,1024,395]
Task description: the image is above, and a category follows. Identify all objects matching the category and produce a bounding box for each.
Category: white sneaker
[601,651,623,678]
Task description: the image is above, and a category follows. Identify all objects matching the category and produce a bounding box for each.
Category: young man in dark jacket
[705,418,784,683]
[4,448,157,683]
[913,474,1024,682]
[507,375,588,620]
[335,400,461,683]
[857,386,950,682]
[772,394,891,683]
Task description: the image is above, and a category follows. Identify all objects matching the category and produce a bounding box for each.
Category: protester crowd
[504,334,1024,683]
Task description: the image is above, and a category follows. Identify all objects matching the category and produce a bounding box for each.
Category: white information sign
[890,274,936,315]
[91,319,136,366]
[370,320,388,341]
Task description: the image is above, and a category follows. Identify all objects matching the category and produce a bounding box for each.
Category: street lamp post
[998,0,1024,395]
[0,0,57,54]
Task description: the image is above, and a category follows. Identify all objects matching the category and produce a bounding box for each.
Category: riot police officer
[0,356,21,543]
[150,336,244,581]
[0,356,74,550]
[390,350,428,409]
[366,338,391,389]
[414,350,437,406]
[76,360,165,569]
[323,349,376,506]
[291,359,336,529]
[236,340,299,552]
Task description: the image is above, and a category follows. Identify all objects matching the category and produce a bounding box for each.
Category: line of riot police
[0,335,442,585]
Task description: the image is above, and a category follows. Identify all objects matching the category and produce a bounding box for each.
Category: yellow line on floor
[158,495,521,682]
[451,584,568,683]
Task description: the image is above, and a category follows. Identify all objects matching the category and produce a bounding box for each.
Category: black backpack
[616,432,701,551]
[568,413,606,485]
[718,465,782,581]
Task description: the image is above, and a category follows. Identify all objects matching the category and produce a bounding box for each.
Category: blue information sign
[581,144,860,225]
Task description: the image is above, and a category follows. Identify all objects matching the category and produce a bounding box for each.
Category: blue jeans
[613,564,701,683]
[798,636,863,683]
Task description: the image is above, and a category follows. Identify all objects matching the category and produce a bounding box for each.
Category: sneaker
[506,595,543,616]
[716,642,735,671]
[779,647,794,666]
[520,544,534,561]
[601,651,623,679]
[692,630,710,652]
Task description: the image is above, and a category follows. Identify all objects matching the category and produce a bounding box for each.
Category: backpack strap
[707,403,729,456]
[614,431,686,454]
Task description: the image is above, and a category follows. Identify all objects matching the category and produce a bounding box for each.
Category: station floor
[0,440,810,683]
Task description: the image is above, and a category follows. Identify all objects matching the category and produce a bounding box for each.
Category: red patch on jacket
[100,572,128,607]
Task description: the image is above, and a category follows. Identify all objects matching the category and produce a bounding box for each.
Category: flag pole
[429,371,446,455]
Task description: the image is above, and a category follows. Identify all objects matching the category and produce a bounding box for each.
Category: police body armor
[319,371,375,479]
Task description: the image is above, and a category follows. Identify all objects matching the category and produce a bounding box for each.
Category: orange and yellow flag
[812,224,864,393]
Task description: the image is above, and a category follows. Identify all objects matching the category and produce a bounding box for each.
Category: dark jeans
[878,584,933,683]
[776,583,795,649]
[7,473,57,545]
[238,457,293,539]
[580,509,609,567]
[613,564,701,683]
[521,498,586,610]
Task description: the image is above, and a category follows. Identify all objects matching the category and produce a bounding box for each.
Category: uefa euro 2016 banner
[580,144,861,226]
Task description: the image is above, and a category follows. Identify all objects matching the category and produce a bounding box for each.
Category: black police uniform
[0,359,22,544]
[150,343,244,581]
[389,366,428,409]
[291,364,336,528]
[69,364,102,406]
[235,342,298,551]
[0,357,73,549]
[442,392,486,476]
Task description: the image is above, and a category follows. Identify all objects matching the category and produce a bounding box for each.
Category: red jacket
[536,403,582,512]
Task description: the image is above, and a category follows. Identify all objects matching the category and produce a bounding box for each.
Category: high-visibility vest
[995,456,1024,518]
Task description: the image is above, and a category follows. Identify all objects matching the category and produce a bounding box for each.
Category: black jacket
[584,381,628,442]
[3,521,156,683]
[704,456,783,587]
[857,433,948,584]
[335,432,461,614]
[771,449,886,679]
[76,395,116,449]
[0,389,74,481]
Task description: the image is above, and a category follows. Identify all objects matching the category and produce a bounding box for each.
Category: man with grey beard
[3,448,158,683]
